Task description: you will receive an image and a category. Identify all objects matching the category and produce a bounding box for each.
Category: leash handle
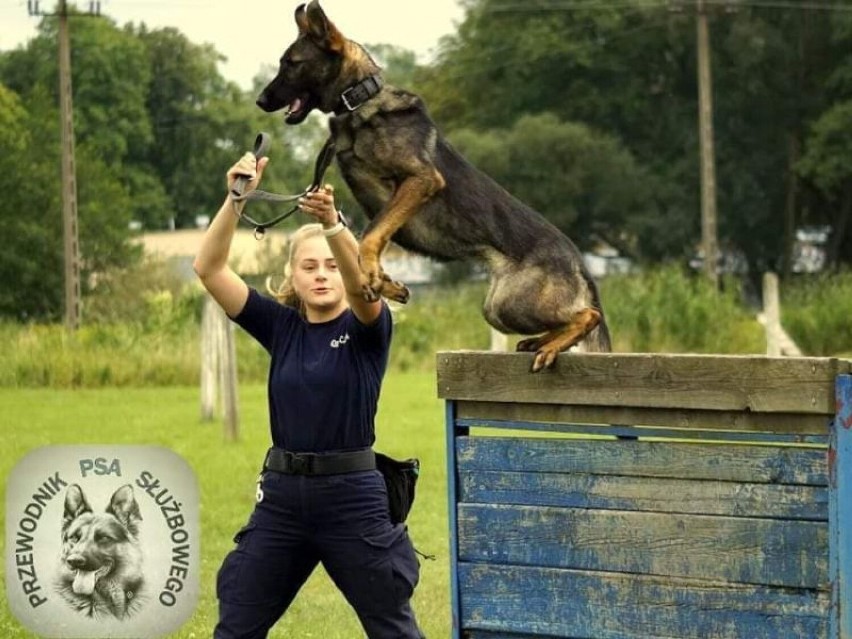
[230,132,271,198]
[308,137,337,192]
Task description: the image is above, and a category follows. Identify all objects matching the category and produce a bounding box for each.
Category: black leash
[230,132,337,238]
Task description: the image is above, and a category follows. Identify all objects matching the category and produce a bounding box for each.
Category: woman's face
[291,235,346,318]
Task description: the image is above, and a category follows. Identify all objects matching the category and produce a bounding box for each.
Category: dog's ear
[305,0,345,53]
[294,3,308,35]
[63,484,92,531]
[107,484,143,537]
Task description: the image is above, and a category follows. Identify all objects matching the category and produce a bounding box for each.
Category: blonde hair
[265,223,325,313]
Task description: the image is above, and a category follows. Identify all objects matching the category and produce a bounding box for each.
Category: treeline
[1,1,851,322]
[416,0,852,273]
[0,10,325,320]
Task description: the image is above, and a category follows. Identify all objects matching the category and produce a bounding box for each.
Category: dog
[55,484,144,619]
[256,1,611,371]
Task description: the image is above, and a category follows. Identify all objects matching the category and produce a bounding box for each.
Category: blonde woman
[194,152,423,639]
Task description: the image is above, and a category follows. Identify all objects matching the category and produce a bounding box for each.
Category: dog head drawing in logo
[56,484,144,618]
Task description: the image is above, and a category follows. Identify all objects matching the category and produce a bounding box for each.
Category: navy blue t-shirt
[231,287,393,453]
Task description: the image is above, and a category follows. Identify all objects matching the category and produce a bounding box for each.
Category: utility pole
[27,1,101,329]
[696,0,719,289]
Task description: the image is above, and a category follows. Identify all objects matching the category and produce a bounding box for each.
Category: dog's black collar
[336,74,383,114]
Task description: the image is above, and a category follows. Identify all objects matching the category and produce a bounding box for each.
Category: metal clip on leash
[230,132,337,239]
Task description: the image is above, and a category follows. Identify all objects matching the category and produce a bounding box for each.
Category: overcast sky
[0,0,466,89]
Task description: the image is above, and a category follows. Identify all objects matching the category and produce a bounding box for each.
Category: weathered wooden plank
[436,352,848,415]
[456,417,829,445]
[456,400,832,438]
[458,504,828,589]
[457,437,828,485]
[464,633,573,639]
[459,470,829,520]
[830,374,852,639]
[459,563,830,639]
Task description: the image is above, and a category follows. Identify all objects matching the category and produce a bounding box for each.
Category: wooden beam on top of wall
[437,352,850,415]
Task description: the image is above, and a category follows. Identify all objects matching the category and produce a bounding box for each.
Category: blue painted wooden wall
[438,353,851,639]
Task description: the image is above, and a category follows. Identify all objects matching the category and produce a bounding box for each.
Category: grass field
[0,371,450,638]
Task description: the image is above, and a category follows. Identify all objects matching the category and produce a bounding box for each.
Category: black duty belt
[263,447,376,476]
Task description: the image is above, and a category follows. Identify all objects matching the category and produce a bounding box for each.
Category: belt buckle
[289,453,311,475]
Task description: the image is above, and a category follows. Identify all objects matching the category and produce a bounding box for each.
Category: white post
[200,296,218,421]
[218,305,240,441]
[200,295,240,437]
[763,272,781,357]
[490,328,508,352]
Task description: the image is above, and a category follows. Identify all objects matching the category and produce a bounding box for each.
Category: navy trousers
[214,468,423,639]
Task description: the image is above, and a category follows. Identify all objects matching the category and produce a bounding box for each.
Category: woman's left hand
[299,184,339,227]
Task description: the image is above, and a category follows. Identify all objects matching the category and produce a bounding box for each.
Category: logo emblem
[330,333,350,348]
[6,446,199,637]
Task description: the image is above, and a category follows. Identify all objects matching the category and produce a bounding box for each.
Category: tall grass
[2,265,850,389]
[599,264,765,354]
[782,271,852,357]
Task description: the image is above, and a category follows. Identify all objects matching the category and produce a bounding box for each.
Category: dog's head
[256,0,380,123]
[57,484,144,617]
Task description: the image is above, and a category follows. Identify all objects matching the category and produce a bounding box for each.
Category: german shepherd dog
[257,1,611,371]
[55,484,144,619]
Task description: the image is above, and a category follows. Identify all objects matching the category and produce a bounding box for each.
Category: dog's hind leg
[516,307,603,372]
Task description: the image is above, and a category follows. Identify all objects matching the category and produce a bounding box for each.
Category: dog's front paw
[381,278,410,304]
[361,283,381,303]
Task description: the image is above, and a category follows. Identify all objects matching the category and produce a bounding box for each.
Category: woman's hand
[226,153,269,194]
[298,184,340,227]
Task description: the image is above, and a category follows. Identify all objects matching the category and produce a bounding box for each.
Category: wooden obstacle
[438,352,852,639]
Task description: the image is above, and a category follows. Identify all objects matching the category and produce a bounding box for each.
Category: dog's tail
[582,315,612,352]
[582,274,612,353]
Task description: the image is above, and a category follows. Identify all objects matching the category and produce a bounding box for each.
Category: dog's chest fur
[329,88,433,215]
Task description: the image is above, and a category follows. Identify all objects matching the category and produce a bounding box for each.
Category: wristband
[323,221,346,238]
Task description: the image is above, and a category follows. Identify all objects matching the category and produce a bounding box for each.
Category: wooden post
[763,272,781,357]
[199,294,239,439]
[489,328,508,352]
[761,272,802,357]
[200,296,218,421]
[220,312,240,441]
[697,0,719,289]
[830,374,852,639]
[58,0,81,329]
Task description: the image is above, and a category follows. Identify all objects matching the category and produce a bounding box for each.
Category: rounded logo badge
[5,446,200,638]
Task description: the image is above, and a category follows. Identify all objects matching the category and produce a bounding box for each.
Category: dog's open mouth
[72,564,112,596]
[284,93,315,124]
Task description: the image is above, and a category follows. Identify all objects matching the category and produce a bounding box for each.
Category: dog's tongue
[72,569,97,595]
[289,98,302,115]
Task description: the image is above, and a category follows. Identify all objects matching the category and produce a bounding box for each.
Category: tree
[366,43,419,88]
[798,13,852,267]
[0,85,62,320]
[449,113,658,258]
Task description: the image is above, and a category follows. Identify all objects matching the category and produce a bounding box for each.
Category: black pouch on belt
[375,452,420,525]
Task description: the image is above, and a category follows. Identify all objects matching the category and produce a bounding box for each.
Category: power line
[486,1,670,12]
[485,0,852,12]
[706,0,852,11]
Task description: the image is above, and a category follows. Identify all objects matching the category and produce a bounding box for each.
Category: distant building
[134,229,289,281]
[135,229,440,283]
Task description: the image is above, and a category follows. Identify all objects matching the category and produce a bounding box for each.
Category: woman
[194,151,423,639]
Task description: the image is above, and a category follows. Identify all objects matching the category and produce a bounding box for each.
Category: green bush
[389,283,491,371]
[4,266,851,389]
[782,271,852,357]
[600,264,765,354]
